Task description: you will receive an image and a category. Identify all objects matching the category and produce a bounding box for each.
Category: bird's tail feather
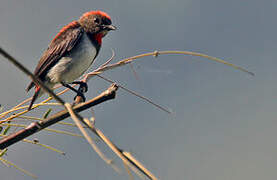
[26,81,35,92]
[28,86,41,110]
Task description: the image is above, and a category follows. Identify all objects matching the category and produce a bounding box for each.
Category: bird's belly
[47,35,97,83]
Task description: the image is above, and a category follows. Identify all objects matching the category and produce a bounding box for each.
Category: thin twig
[96,74,172,114]
[0,86,75,121]
[0,134,65,155]
[0,157,38,179]
[0,124,83,138]
[16,115,82,127]
[83,50,254,84]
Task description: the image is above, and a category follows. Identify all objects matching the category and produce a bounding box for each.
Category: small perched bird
[26,11,116,110]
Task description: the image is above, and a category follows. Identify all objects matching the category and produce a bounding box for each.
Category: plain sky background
[1,0,277,180]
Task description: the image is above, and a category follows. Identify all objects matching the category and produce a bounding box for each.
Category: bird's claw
[72,81,88,93]
[74,92,86,102]
[71,81,88,102]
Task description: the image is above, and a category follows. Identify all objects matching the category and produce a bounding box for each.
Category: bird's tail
[26,81,35,92]
[28,86,41,111]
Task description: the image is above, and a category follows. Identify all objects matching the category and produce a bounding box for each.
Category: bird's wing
[26,21,84,91]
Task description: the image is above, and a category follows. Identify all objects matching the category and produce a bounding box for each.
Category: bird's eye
[94,17,100,24]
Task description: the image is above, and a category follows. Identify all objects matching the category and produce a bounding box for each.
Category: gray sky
[1,0,277,180]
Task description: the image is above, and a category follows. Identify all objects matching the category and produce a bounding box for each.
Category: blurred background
[0,0,276,179]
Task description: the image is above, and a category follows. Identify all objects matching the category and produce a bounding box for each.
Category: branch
[64,103,158,180]
[84,50,254,83]
[0,84,118,150]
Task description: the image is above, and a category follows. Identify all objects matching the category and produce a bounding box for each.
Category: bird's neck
[86,32,103,45]
[85,32,102,56]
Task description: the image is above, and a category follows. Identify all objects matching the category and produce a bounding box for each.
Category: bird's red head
[79,10,116,38]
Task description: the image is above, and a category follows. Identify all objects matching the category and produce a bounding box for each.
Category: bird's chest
[47,34,98,83]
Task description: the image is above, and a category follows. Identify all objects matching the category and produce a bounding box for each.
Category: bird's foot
[72,81,88,93]
[61,81,87,103]
[73,91,86,102]
[72,81,88,103]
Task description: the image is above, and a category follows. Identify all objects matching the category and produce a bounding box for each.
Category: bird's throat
[93,33,103,45]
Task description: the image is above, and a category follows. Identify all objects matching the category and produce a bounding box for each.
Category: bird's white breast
[47,33,97,84]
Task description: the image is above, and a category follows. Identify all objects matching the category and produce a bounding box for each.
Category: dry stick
[16,116,80,127]
[93,50,254,76]
[93,128,152,180]
[123,151,156,179]
[0,156,10,167]
[0,157,38,179]
[65,103,156,180]
[64,103,121,173]
[0,78,78,121]
[0,134,65,155]
[0,84,118,150]
[0,124,83,138]
[97,74,171,114]
[65,103,153,180]
[0,88,74,123]
[1,103,59,119]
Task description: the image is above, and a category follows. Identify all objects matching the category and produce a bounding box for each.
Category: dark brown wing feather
[26,21,84,91]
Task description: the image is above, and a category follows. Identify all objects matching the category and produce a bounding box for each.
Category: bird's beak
[103,25,117,31]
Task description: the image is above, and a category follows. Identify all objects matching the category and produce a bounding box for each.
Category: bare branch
[0,84,118,150]
[64,103,121,173]
[83,50,254,83]
[64,102,158,179]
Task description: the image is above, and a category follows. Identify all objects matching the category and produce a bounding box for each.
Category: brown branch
[0,84,118,150]
[64,103,121,173]
[84,50,254,81]
[65,103,158,180]
[93,127,157,179]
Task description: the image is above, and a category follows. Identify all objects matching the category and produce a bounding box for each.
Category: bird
[26,10,116,110]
